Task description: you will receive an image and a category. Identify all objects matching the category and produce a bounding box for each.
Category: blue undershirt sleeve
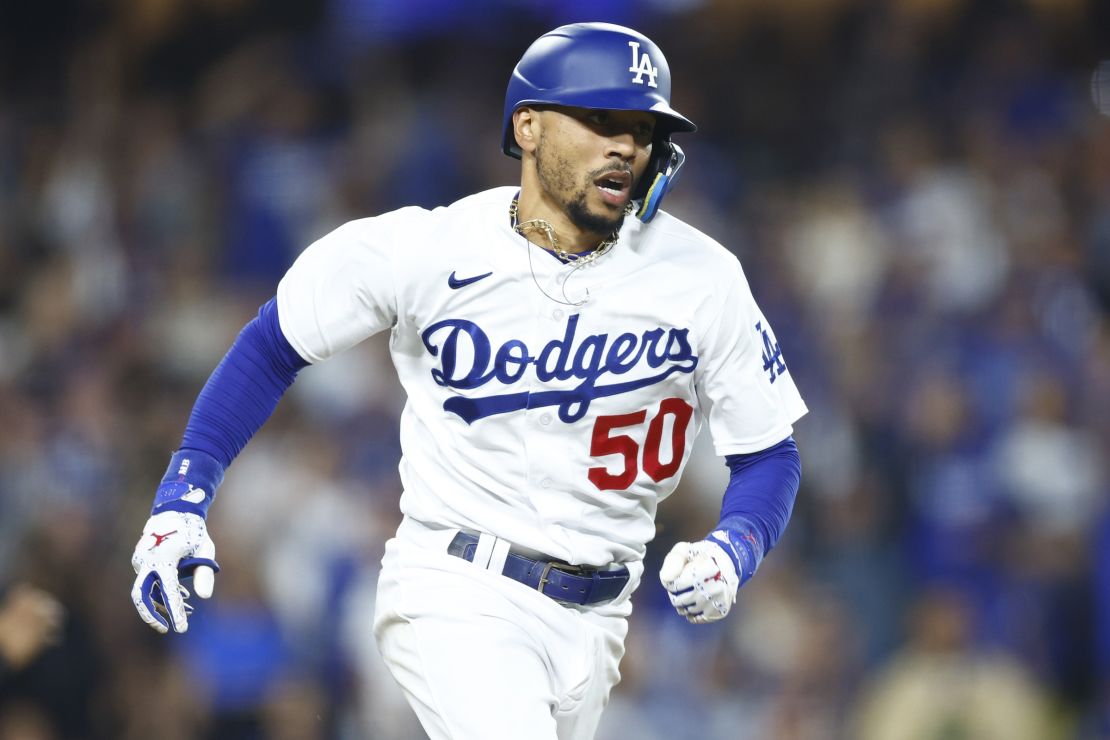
[151,298,309,517]
[706,436,802,587]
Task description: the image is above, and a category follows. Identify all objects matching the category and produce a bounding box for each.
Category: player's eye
[586,111,610,125]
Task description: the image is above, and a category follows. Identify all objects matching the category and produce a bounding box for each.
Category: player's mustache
[588,161,634,181]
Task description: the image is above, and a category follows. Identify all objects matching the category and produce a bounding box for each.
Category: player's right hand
[130,511,219,634]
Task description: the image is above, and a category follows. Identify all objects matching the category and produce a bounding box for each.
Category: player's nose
[604,131,638,161]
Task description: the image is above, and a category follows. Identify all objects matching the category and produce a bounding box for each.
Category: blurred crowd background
[1,0,1108,738]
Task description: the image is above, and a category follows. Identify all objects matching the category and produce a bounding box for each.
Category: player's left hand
[130,511,219,634]
[659,540,739,624]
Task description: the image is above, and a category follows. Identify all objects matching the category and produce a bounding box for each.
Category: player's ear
[513,107,539,155]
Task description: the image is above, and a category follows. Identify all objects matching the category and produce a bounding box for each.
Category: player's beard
[535,133,628,238]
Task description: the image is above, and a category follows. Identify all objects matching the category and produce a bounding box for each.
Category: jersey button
[539,413,552,425]
[540,478,553,489]
[552,309,564,320]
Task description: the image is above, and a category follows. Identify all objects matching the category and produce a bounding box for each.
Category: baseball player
[130,22,806,740]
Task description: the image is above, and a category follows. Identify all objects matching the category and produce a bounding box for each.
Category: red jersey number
[587,398,694,491]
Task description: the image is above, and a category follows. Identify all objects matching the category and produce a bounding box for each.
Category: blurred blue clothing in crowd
[0,0,1106,737]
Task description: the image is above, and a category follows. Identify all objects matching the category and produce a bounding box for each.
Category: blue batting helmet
[502,22,696,222]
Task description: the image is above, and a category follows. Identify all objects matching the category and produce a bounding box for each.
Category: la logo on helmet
[628,41,658,88]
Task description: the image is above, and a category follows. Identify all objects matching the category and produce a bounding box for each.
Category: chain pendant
[509,198,624,266]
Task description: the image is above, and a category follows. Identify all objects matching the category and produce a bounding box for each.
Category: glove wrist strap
[151,448,225,518]
[707,515,765,589]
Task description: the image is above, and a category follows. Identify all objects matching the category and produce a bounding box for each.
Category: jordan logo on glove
[149,530,177,548]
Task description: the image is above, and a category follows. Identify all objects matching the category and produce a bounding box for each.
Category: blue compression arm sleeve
[707,437,801,587]
[151,298,309,517]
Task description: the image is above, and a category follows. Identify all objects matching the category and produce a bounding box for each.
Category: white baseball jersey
[276,186,807,571]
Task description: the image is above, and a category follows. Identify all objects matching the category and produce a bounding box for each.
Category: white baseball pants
[373,520,636,740]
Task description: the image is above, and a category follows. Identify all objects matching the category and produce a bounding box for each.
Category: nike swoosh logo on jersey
[448,271,493,289]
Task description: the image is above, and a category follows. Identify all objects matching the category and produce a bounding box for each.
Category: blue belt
[447,531,629,606]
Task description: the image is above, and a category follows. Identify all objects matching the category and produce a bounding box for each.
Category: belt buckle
[537,562,555,592]
[536,560,586,593]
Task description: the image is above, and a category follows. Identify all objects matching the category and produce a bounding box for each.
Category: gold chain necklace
[509,198,628,266]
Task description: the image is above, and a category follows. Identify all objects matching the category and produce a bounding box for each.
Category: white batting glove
[130,511,218,634]
[659,540,740,624]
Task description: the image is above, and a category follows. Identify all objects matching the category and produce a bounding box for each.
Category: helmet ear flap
[634,141,686,223]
